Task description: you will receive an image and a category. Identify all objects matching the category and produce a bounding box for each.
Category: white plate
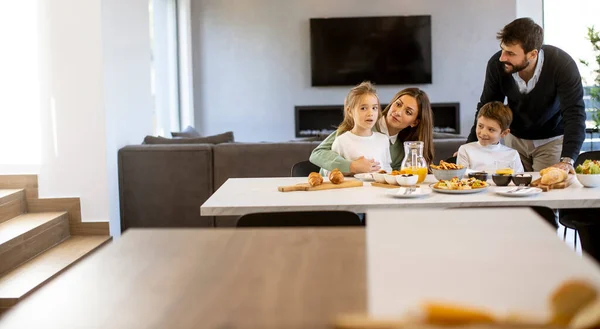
[386,187,432,198]
[429,183,488,194]
[494,186,543,197]
[354,173,374,181]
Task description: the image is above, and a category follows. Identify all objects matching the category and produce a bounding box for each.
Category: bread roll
[540,167,568,185]
[329,169,344,184]
[308,172,323,187]
[550,280,597,326]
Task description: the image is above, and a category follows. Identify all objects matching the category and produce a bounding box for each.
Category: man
[466,17,586,173]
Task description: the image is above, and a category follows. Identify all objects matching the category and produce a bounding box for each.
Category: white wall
[191,0,518,141]
[516,0,543,26]
[37,0,153,236]
[102,0,154,236]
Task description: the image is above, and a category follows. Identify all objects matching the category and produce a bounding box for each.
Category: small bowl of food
[468,171,489,181]
[492,174,512,186]
[384,174,399,185]
[575,159,600,188]
[396,174,418,186]
[372,172,387,183]
[512,173,532,186]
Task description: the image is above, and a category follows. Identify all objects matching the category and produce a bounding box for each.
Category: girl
[310,87,434,173]
[323,81,392,175]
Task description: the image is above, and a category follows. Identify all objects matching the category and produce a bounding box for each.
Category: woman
[309,88,434,173]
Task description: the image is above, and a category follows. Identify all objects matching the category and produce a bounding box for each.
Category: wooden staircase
[0,175,111,313]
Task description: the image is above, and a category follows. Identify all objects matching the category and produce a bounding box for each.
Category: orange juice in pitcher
[400,141,428,184]
[400,167,428,183]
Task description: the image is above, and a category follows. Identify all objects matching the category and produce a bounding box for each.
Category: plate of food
[430,177,488,194]
[386,187,432,198]
[353,173,374,181]
[494,186,543,197]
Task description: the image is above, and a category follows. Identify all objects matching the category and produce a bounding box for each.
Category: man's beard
[501,59,529,74]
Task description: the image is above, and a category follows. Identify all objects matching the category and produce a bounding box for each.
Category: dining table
[201,173,600,216]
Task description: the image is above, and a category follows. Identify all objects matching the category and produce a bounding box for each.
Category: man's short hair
[478,101,513,131]
[497,17,543,53]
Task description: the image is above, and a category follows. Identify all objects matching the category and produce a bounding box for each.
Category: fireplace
[295,102,460,137]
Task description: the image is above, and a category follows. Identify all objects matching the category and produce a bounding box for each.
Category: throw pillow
[143,131,234,145]
[171,126,201,138]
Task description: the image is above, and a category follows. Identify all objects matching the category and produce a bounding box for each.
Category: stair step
[0,235,111,309]
[0,189,25,224]
[0,212,70,275]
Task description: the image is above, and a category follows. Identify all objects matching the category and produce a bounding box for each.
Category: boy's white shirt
[326,131,393,175]
[456,141,525,173]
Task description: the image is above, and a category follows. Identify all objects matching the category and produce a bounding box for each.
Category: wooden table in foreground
[0,228,366,329]
[201,174,600,216]
[1,208,600,328]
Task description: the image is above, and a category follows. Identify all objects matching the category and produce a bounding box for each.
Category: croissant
[308,172,323,187]
[540,167,568,185]
[329,168,344,184]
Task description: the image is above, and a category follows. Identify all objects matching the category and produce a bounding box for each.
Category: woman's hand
[350,156,381,173]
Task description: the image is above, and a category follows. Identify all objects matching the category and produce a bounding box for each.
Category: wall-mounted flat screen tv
[310,15,432,86]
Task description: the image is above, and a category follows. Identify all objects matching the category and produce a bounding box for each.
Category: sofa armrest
[118,145,214,231]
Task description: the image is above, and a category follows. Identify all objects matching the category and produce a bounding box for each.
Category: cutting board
[370,182,399,189]
[277,180,363,192]
[530,174,575,192]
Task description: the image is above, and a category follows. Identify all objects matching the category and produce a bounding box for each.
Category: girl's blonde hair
[336,81,380,135]
[381,88,434,164]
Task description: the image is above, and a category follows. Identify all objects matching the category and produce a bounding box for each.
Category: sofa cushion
[433,132,464,139]
[171,125,201,138]
[212,142,316,191]
[433,138,467,164]
[143,131,234,145]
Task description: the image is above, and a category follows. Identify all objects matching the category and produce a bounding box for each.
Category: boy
[457,101,525,173]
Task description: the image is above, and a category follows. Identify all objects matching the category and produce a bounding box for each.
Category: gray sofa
[118,137,466,230]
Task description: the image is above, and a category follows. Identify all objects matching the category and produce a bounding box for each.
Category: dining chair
[558,151,600,247]
[236,211,363,227]
[291,160,321,177]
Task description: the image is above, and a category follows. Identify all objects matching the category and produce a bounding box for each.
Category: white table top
[366,207,600,320]
[201,174,600,216]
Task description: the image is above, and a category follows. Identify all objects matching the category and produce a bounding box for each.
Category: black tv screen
[310,15,432,86]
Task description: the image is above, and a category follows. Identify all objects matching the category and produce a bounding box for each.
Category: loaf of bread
[308,172,323,187]
[540,167,568,185]
[329,169,344,184]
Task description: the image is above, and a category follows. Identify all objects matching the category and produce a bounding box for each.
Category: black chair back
[445,156,457,164]
[291,161,320,177]
[237,211,362,227]
[575,151,600,166]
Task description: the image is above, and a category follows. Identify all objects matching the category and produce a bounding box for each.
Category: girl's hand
[350,156,381,173]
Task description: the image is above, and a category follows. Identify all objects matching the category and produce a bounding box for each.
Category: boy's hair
[497,17,543,53]
[477,101,513,131]
[336,81,380,135]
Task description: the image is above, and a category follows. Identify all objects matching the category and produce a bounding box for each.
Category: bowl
[383,174,399,185]
[576,174,600,188]
[396,174,419,186]
[512,173,532,186]
[468,171,489,181]
[492,174,512,186]
[431,167,467,181]
[372,173,387,184]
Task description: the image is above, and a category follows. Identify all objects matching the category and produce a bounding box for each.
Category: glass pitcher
[400,141,428,183]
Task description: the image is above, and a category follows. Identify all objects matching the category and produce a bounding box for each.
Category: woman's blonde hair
[336,81,380,135]
[381,88,434,164]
